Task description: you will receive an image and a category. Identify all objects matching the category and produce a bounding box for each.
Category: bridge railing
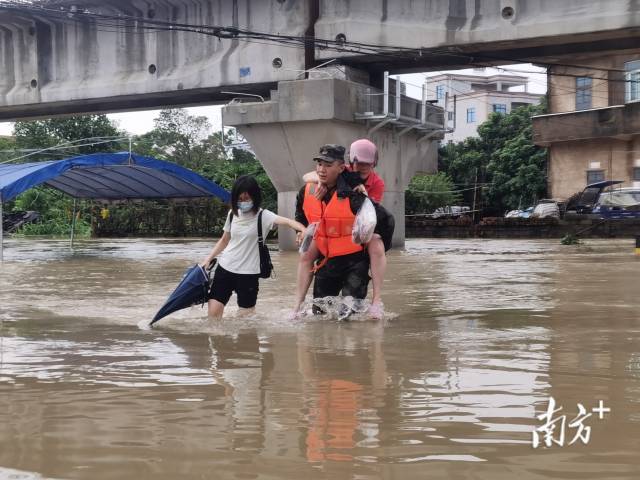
[354,72,445,137]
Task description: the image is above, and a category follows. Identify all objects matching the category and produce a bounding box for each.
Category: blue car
[592,187,640,219]
[568,180,640,219]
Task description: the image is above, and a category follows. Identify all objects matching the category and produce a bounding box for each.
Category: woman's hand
[353,184,368,196]
[296,227,307,246]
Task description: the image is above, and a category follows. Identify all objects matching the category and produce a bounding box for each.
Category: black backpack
[257,210,274,278]
[228,209,274,279]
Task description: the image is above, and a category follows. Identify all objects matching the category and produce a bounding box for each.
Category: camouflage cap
[313,144,346,163]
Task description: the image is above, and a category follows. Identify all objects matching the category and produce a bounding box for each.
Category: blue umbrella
[150,263,212,325]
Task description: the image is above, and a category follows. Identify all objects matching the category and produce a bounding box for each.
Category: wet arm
[200,231,230,266]
[302,171,319,184]
[273,216,307,234]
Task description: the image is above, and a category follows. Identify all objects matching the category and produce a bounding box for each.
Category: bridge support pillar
[223,78,442,250]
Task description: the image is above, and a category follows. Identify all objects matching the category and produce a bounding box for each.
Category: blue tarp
[0,152,230,203]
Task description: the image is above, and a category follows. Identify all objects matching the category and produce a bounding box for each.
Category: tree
[405,172,461,214]
[0,135,16,163]
[139,109,215,171]
[14,114,124,157]
[9,115,125,235]
[438,102,548,215]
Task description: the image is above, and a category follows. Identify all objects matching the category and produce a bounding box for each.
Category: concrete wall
[547,138,637,199]
[546,51,640,113]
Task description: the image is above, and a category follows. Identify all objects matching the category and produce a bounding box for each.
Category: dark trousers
[313,251,370,300]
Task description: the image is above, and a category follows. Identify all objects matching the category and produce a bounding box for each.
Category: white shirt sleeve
[261,209,278,233]
[223,210,233,232]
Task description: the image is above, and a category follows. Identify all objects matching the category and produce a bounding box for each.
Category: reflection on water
[0,238,639,479]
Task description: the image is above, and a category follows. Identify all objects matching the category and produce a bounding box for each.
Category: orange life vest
[302,183,363,270]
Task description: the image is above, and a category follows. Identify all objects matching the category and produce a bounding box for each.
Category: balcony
[532,102,640,146]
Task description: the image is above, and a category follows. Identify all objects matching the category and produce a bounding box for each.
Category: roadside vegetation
[436,102,548,217]
[2,101,548,236]
[3,110,274,237]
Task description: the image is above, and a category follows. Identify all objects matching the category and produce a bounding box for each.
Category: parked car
[592,187,640,219]
[505,200,559,219]
[566,180,640,219]
[505,206,534,218]
[432,205,471,218]
[530,199,560,219]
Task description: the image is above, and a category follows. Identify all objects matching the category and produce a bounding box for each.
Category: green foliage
[0,135,16,163]
[405,172,461,214]
[560,233,580,245]
[92,199,228,237]
[14,114,125,158]
[11,186,91,236]
[438,102,548,215]
[5,110,277,237]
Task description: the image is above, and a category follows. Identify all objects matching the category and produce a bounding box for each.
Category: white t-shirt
[217,209,278,274]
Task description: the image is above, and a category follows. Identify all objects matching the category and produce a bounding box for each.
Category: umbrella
[150,263,213,325]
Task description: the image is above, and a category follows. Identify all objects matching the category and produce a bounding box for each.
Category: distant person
[201,175,306,319]
[295,139,392,319]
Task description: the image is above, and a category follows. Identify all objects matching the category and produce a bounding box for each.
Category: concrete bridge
[2,0,640,247]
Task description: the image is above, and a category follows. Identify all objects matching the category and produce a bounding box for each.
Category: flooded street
[0,237,639,479]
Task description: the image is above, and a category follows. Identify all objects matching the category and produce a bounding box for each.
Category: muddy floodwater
[0,237,639,479]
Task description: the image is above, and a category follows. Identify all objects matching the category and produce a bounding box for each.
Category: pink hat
[349,139,378,165]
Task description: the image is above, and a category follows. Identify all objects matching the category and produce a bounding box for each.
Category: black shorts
[208,265,260,308]
[313,251,370,300]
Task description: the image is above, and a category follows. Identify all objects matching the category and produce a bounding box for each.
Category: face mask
[238,201,253,213]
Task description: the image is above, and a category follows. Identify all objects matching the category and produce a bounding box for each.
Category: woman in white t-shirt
[201,175,306,319]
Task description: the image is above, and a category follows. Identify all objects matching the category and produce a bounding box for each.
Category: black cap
[313,144,346,163]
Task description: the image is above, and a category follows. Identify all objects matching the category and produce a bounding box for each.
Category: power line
[2,0,638,83]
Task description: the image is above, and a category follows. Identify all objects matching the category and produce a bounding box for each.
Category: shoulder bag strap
[257,209,264,245]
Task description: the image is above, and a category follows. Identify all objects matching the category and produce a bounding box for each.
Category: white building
[428,73,543,143]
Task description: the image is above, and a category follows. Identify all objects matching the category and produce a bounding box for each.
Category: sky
[0,64,546,137]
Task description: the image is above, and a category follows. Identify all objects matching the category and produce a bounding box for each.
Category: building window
[492,103,507,114]
[575,77,592,110]
[436,85,445,100]
[466,107,476,123]
[587,169,605,184]
[634,167,640,181]
[625,60,640,103]
[447,111,454,121]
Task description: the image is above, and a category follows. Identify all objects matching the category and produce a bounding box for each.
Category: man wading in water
[293,144,393,319]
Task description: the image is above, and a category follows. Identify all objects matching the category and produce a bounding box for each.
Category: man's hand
[296,230,305,246]
[353,184,368,196]
[314,183,327,200]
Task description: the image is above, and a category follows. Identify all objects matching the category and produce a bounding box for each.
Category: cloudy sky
[0,64,546,137]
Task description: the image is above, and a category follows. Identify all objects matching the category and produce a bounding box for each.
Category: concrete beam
[533,103,640,146]
[0,0,309,120]
[316,0,640,70]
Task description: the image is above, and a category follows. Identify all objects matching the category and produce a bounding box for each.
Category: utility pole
[472,168,478,223]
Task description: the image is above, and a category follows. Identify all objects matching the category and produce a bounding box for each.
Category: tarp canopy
[0,152,230,203]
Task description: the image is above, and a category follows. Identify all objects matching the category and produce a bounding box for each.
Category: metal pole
[70,198,77,248]
[383,71,389,116]
[472,168,478,223]
[395,78,401,119]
